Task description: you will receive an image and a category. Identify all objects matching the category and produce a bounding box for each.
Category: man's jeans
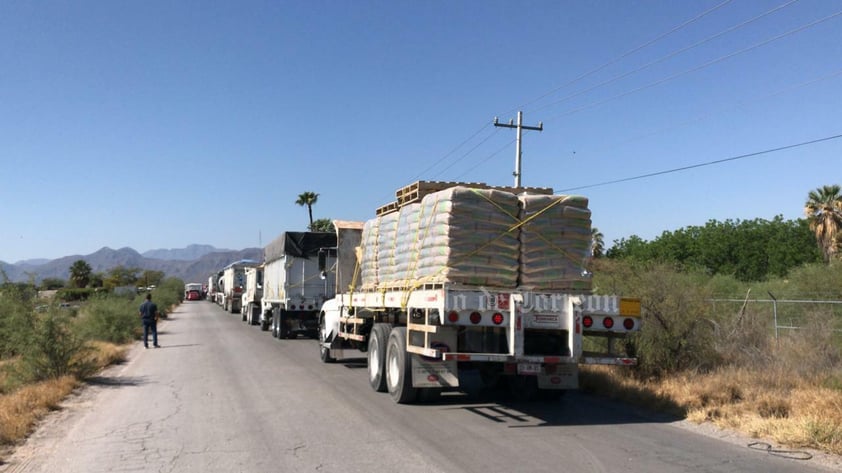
[143,321,158,347]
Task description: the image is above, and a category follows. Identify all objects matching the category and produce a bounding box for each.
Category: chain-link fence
[710,296,842,340]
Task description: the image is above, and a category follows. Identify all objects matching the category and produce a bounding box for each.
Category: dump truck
[318,181,642,403]
[260,232,338,337]
[208,271,222,303]
[241,265,264,325]
[220,260,259,313]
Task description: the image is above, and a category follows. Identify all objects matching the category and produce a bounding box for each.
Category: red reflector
[447,311,459,323]
[623,318,635,330]
[299,305,305,310]
[550,376,562,385]
[469,312,482,324]
[603,317,614,329]
[427,374,439,382]
[582,315,593,328]
[492,313,504,325]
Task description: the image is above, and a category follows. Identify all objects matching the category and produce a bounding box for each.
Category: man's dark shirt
[140,300,158,323]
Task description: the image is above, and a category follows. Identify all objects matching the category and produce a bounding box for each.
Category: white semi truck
[241,265,264,325]
[260,232,337,338]
[220,260,259,314]
[318,181,642,403]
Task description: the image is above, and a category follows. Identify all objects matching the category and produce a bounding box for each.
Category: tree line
[597,184,841,282]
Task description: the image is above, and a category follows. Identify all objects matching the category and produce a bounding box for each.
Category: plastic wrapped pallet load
[519,194,593,292]
[358,217,381,290]
[392,186,521,288]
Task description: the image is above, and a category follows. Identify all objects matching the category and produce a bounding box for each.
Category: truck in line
[184,283,203,301]
[241,265,264,325]
[208,271,222,303]
[317,181,641,403]
[260,232,337,338]
[219,260,259,314]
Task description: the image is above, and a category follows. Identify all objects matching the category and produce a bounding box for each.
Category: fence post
[768,291,778,341]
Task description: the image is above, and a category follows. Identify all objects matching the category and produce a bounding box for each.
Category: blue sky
[1,0,840,263]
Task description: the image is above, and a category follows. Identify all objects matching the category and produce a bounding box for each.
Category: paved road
[1,302,837,473]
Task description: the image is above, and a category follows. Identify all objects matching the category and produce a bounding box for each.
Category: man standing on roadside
[139,293,160,348]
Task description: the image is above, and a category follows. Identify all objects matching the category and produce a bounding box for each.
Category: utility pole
[494,111,543,187]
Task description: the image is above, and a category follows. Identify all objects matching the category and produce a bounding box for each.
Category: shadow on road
[86,376,149,388]
[149,344,200,350]
[340,358,367,370]
[429,388,681,427]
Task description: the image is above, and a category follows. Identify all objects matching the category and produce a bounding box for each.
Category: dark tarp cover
[264,232,337,262]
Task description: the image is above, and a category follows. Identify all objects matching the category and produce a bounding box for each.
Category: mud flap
[537,363,578,390]
[410,331,459,388]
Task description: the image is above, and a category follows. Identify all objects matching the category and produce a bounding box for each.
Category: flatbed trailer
[318,217,641,404]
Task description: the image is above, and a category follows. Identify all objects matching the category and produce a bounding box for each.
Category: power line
[455,138,517,181]
[430,127,501,179]
[557,133,842,193]
[545,8,842,122]
[408,122,491,181]
[579,67,842,157]
[512,0,734,115]
[532,0,800,114]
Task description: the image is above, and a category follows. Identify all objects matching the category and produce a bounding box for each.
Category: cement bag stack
[518,194,593,292]
[402,187,520,288]
[359,217,382,290]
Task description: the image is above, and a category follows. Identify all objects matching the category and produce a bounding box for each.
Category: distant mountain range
[0,245,262,284]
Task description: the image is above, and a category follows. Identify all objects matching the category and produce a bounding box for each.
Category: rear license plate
[517,363,541,375]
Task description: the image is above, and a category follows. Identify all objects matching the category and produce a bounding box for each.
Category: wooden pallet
[375,201,399,216]
[376,181,556,216]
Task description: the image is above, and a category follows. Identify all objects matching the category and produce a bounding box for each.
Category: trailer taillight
[492,312,504,325]
[447,311,459,323]
[603,317,614,329]
[623,318,635,330]
[582,315,593,328]
[308,305,314,310]
[469,312,482,324]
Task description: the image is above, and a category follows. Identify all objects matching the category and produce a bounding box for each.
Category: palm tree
[69,259,92,288]
[804,184,842,264]
[295,191,319,230]
[591,227,605,258]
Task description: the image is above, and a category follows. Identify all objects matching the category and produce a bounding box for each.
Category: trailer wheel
[271,308,280,338]
[241,305,247,322]
[386,327,417,404]
[318,313,335,363]
[367,323,392,392]
[278,309,290,339]
[260,311,271,331]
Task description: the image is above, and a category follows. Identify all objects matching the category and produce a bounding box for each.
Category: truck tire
[241,304,247,322]
[386,327,417,404]
[271,308,280,338]
[260,311,270,331]
[318,313,335,363]
[278,310,290,339]
[367,323,392,392]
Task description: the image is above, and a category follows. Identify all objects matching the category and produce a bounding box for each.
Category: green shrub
[16,311,94,382]
[0,285,37,359]
[56,288,97,302]
[74,295,138,344]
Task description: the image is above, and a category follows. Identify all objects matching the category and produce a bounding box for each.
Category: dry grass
[582,364,842,456]
[0,375,77,444]
[0,341,127,452]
